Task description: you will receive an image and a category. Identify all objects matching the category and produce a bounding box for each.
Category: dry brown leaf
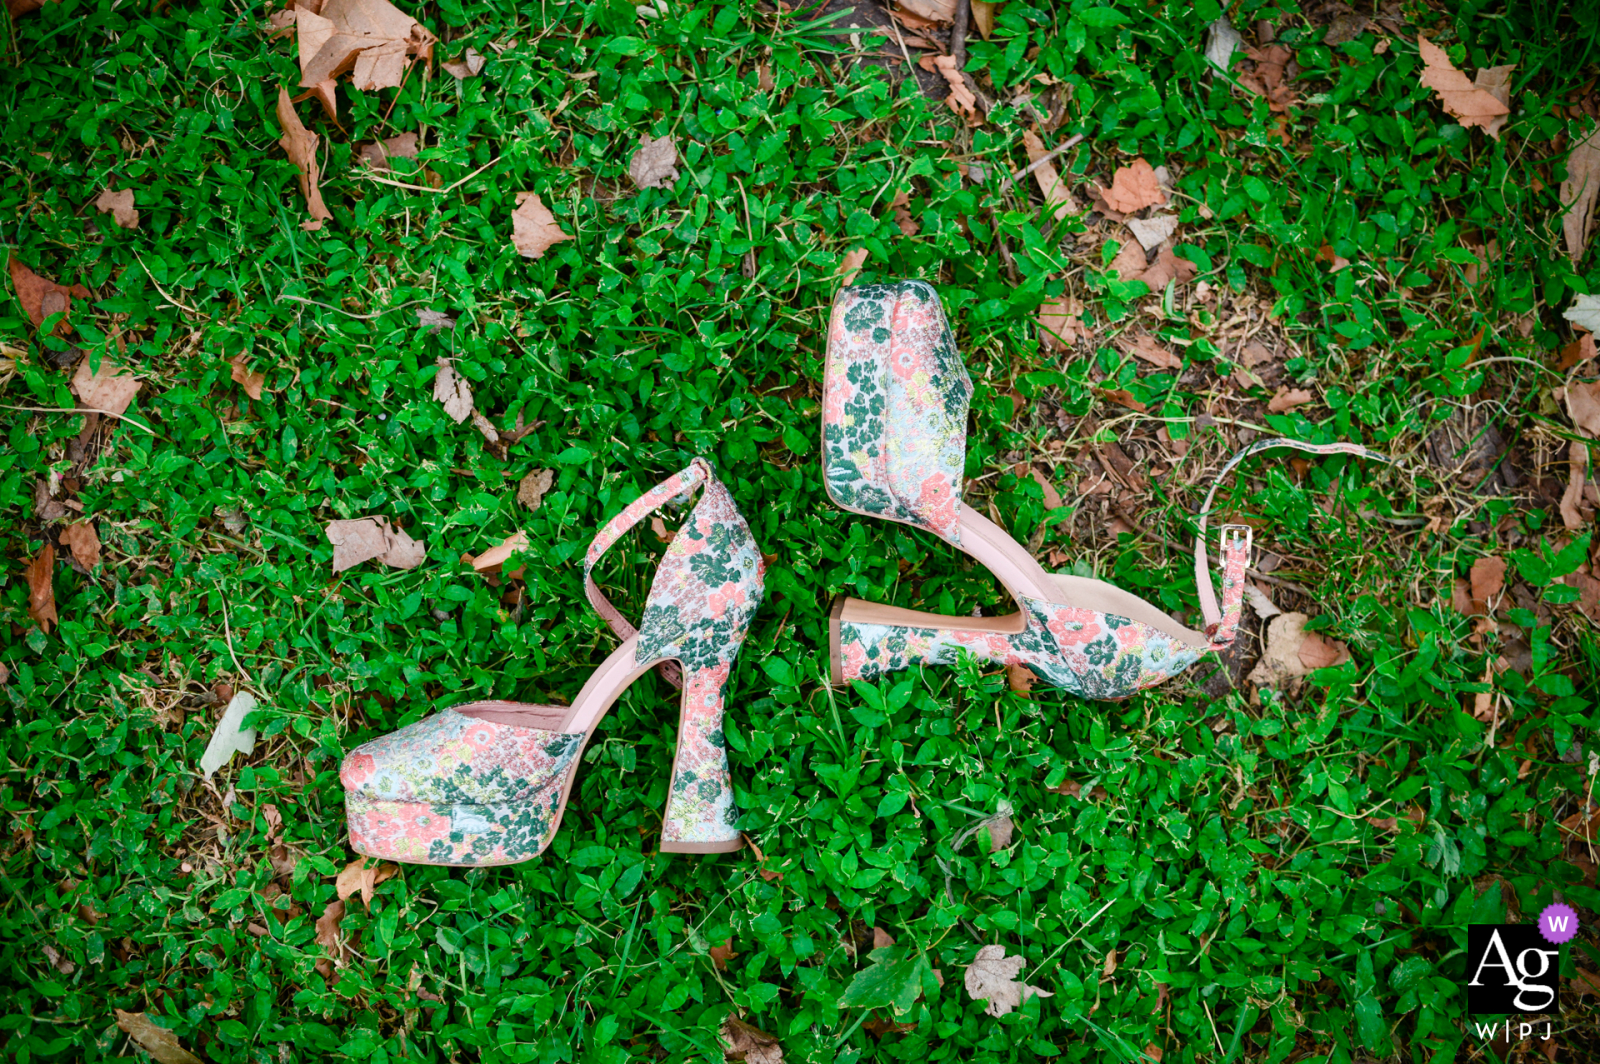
[433,358,474,423]
[1566,381,1600,438]
[1267,387,1314,413]
[472,531,528,576]
[889,191,919,237]
[276,89,332,231]
[1562,126,1600,262]
[964,945,1053,1017]
[1417,36,1511,136]
[1037,294,1084,350]
[511,192,572,258]
[872,926,896,949]
[114,1011,203,1064]
[970,0,996,39]
[229,354,265,400]
[25,544,56,633]
[1237,44,1297,114]
[5,0,50,17]
[895,0,957,21]
[1124,333,1183,372]
[1126,214,1177,250]
[1099,158,1165,214]
[297,0,434,90]
[709,937,739,970]
[59,521,100,570]
[1315,243,1351,272]
[721,1015,784,1064]
[314,898,345,979]
[1109,239,1148,282]
[441,46,484,79]
[1030,467,1063,510]
[94,188,140,230]
[1575,969,1600,998]
[1470,556,1506,612]
[983,814,1013,852]
[1137,248,1198,292]
[757,62,775,91]
[1561,441,1589,530]
[918,53,978,123]
[1473,65,1516,140]
[325,516,426,572]
[7,259,90,335]
[1020,129,1077,220]
[1101,388,1147,413]
[518,468,554,510]
[335,857,399,907]
[628,135,680,190]
[1567,568,1600,624]
[1297,630,1351,670]
[1558,333,1596,372]
[837,246,869,286]
[357,131,418,171]
[72,355,142,416]
[1247,612,1332,688]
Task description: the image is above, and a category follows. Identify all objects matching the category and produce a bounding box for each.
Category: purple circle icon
[1539,902,1579,945]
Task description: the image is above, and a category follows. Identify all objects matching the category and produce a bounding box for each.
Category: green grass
[3,0,1600,1060]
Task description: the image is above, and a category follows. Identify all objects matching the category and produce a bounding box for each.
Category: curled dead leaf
[709,937,738,970]
[721,1014,784,1064]
[1020,129,1077,220]
[229,353,266,401]
[94,188,140,230]
[276,88,332,230]
[837,246,869,286]
[1417,36,1511,137]
[964,945,1053,1017]
[511,192,573,259]
[917,53,979,123]
[432,358,474,423]
[441,46,485,79]
[335,856,399,907]
[25,544,56,633]
[325,516,426,572]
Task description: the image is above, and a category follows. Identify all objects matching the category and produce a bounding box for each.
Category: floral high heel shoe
[341,458,765,865]
[822,280,1389,700]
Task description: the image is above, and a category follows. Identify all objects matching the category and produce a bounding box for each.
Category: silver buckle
[1220,523,1253,559]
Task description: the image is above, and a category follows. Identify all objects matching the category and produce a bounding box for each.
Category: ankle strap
[583,457,714,690]
[1195,438,1393,650]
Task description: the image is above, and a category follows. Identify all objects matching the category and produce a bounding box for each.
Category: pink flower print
[843,640,868,676]
[341,753,376,789]
[916,474,957,535]
[889,338,920,381]
[708,583,746,620]
[1046,609,1101,648]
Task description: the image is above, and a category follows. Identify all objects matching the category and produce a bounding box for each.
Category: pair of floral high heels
[342,280,1388,866]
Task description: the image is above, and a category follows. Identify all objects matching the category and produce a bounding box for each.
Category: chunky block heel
[823,281,1392,700]
[342,458,765,866]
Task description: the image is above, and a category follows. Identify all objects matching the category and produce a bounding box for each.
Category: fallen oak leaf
[276,88,333,231]
[72,355,142,416]
[721,1015,783,1063]
[917,53,979,123]
[325,516,426,572]
[1108,239,1149,283]
[432,358,473,423]
[1020,129,1077,220]
[1474,64,1516,141]
[511,192,572,258]
[59,521,100,570]
[357,131,418,171]
[7,258,91,335]
[1416,36,1511,137]
[1123,333,1183,372]
[837,246,869,286]
[1097,158,1166,214]
[708,938,739,971]
[628,135,680,190]
[1037,293,1084,350]
[1267,387,1314,413]
[517,468,554,510]
[25,543,57,633]
[441,46,484,79]
[113,1011,203,1064]
[94,188,140,230]
[1469,555,1506,613]
[1136,247,1198,291]
[297,0,435,92]
[229,354,265,400]
[1561,127,1600,263]
[1297,629,1352,670]
[335,856,399,908]
[964,945,1053,1017]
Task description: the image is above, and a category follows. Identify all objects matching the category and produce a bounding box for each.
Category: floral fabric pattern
[342,707,586,865]
[837,596,1206,701]
[823,281,971,546]
[343,457,766,864]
